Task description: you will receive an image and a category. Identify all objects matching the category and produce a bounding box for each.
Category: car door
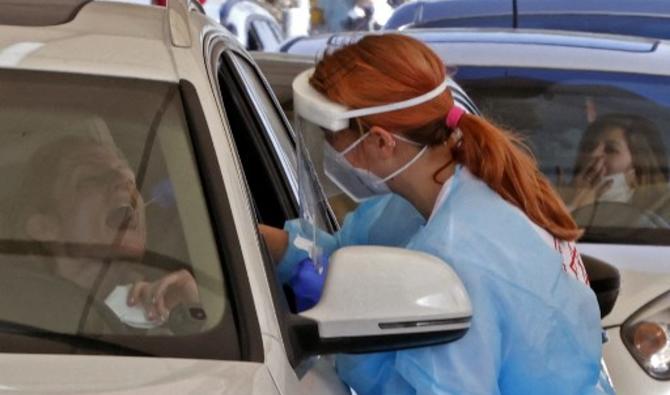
[204,35,349,394]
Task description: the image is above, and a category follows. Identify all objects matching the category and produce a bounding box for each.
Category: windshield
[456,67,670,245]
[0,69,237,358]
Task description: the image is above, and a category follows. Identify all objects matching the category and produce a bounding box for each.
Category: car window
[221,53,300,217]
[420,15,512,29]
[519,15,670,40]
[0,69,241,359]
[456,66,670,244]
[250,19,281,52]
[216,50,341,366]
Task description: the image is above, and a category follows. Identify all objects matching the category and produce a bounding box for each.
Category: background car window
[456,67,670,243]
[420,16,511,29]
[249,19,281,52]
[0,69,239,359]
[519,15,670,40]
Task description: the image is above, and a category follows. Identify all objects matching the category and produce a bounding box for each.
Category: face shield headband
[292,68,451,132]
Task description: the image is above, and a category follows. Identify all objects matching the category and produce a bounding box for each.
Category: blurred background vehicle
[384,0,670,40]
[280,28,670,395]
[219,0,285,51]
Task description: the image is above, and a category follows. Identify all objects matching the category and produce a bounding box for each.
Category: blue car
[384,0,670,40]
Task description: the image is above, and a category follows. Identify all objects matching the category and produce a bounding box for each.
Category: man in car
[13,136,201,330]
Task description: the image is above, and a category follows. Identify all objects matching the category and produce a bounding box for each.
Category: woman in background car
[566,113,670,226]
[263,34,614,395]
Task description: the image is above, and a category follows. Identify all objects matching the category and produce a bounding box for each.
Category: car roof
[0,0,226,82]
[281,28,670,76]
[385,0,670,30]
[386,0,512,30]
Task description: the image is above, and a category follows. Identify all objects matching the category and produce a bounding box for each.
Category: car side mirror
[290,246,471,364]
[582,254,620,318]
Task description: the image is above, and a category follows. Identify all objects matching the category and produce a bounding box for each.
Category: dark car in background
[384,0,670,40]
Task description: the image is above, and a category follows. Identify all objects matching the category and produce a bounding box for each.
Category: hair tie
[445,106,465,130]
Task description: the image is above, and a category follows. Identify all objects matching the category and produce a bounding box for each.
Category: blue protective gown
[278,166,615,395]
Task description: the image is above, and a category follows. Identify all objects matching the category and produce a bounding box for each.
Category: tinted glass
[520,15,670,40]
[456,67,670,244]
[420,15,512,29]
[0,69,237,358]
[250,19,281,52]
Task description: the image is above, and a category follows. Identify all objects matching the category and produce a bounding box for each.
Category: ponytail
[454,114,582,241]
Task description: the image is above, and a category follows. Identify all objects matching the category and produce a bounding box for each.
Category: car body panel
[0,353,278,394]
[385,0,512,30]
[580,244,670,327]
[219,0,283,51]
[0,2,178,81]
[603,328,669,395]
[282,29,670,76]
[384,0,670,40]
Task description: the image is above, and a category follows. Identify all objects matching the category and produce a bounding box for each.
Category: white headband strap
[342,77,449,119]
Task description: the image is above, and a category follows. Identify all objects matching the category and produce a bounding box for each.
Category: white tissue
[104,284,161,329]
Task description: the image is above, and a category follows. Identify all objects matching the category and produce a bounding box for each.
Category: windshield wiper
[0,319,151,356]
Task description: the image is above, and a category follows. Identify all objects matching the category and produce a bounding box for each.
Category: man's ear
[26,214,60,241]
[368,126,397,159]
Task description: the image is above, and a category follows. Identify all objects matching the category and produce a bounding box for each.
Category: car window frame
[205,36,340,371]
[0,68,263,362]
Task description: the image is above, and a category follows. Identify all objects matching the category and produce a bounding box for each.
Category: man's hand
[127,269,199,322]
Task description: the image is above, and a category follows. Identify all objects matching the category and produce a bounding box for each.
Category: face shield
[291,68,455,264]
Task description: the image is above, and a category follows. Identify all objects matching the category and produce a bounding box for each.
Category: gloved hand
[287,255,330,312]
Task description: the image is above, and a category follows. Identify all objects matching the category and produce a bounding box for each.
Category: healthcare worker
[261,34,615,395]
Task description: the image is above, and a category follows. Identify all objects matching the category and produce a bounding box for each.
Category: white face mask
[599,172,634,203]
[323,132,428,202]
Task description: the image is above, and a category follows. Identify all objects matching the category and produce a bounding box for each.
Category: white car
[282,28,670,394]
[219,0,284,51]
[0,2,473,393]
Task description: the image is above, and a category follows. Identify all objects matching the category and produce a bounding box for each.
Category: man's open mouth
[105,204,138,231]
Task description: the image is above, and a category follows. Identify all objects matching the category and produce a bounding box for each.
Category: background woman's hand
[568,156,613,211]
[127,269,199,322]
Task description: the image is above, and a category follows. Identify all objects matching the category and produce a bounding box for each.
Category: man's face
[52,145,147,258]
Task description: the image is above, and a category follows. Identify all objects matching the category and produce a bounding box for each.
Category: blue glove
[288,255,330,312]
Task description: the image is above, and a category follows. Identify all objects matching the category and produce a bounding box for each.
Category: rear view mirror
[292,246,471,361]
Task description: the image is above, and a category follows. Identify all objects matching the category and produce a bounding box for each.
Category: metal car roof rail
[187,0,205,15]
[167,0,202,48]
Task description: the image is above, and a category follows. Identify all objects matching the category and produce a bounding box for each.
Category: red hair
[311,34,581,241]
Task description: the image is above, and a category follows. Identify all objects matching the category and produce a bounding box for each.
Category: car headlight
[622,292,670,379]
